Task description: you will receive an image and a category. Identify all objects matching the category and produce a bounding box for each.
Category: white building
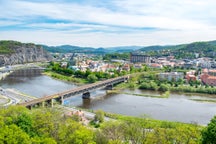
[158,72,184,81]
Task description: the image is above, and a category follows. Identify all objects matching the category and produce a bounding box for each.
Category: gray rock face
[0,45,53,66]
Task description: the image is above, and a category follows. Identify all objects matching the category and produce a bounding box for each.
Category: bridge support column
[105,84,113,90]
[51,99,54,107]
[54,96,64,105]
[61,96,64,105]
[41,101,45,107]
[26,105,32,110]
[82,92,90,99]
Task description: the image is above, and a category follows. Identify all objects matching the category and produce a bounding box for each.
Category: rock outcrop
[0,41,53,66]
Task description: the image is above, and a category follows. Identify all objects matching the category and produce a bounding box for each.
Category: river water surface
[1,69,216,125]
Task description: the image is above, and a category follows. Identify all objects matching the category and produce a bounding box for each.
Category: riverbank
[107,89,170,98]
[43,71,88,84]
[0,71,12,80]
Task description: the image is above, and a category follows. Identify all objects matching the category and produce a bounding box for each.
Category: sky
[1,0,216,47]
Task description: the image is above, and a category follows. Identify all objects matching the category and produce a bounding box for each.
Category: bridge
[19,75,129,109]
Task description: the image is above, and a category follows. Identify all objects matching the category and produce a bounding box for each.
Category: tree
[0,124,31,144]
[94,110,105,123]
[87,74,98,83]
[159,84,169,92]
[202,115,216,143]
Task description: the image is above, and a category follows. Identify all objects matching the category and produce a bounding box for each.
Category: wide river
[1,69,216,125]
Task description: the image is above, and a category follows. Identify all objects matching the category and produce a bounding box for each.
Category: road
[0,87,35,106]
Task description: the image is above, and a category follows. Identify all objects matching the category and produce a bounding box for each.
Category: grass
[190,98,216,103]
[107,90,170,98]
[44,71,88,84]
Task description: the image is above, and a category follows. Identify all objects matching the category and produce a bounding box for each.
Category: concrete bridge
[19,75,129,109]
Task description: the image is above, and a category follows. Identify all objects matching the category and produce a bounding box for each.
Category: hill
[139,41,216,58]
[42,45,142,54]
[42,45,109,54]
[0,40,52,66]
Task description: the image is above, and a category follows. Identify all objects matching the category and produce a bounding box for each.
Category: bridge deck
[19,75,128,107]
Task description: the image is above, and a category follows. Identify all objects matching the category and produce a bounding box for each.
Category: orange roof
[209,69,216,73]
[207,76,216,80]
[150,63,162,67]
[187,75,196,78]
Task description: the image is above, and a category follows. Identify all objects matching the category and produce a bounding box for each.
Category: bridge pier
[105,84,113,90]
[54,96,64,105]
[26,105,32,110]
[82,91,90,99]
[46,99,54,107]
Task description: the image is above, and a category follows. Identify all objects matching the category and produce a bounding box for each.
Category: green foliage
[139,81,158,91]
[0,105,205,144]
[201,116,216,144]
[103,53,129,61]
[0,106,95,144]
[94,110,105,123]
[159,83,170,92]
[97,116,202,144]
[47,62,122,83]
[87,74,98,83]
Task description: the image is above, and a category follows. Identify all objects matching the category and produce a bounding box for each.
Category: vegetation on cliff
[0,40,43,54]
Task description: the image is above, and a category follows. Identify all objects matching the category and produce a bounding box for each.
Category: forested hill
[42,45,142,54]
[139,41,216,58]
[42,45,109,54]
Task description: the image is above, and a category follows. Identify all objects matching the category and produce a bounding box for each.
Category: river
[1,69,216,125]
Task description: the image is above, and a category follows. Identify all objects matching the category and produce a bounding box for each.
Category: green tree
[94,110,105,123]
[202,115,216,144]
[159,84,169,92]
[0,124,31,144]
[87,74,98,83]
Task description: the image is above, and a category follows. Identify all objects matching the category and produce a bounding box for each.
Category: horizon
[1,39,215,48]
[1,0,216,47]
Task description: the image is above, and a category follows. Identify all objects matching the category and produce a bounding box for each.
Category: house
[122,64,130,71]
[100,64,116,72]
[185,74,196,82]
[61,62,68,68]
[148,63,163,69]
[200,69,216,86]
[159,72,184,81]
[134,63,142,69]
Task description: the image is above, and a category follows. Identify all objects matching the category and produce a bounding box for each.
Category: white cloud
[0,0,216,46]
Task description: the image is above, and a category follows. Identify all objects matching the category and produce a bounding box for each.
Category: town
[53,51,216,87]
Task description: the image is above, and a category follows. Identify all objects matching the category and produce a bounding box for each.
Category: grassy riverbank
[107,90,170,98]
[44,71,88,84]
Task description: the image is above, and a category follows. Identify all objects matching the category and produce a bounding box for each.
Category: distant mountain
[107,46,143,53]
[42,45,110,54]
[42,45,142,54]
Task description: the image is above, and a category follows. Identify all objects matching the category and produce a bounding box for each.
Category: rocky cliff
[0,41,53,66]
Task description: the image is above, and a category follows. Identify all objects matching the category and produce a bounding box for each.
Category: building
[158,72,184,81]
[148,63,163,69]
[185,74,196,82]
[130,52,151,63]
[200,69,216,86]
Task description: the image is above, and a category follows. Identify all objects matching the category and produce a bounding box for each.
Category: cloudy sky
[0,0,216,47]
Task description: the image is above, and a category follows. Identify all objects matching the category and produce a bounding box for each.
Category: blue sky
[0,0,216,47]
